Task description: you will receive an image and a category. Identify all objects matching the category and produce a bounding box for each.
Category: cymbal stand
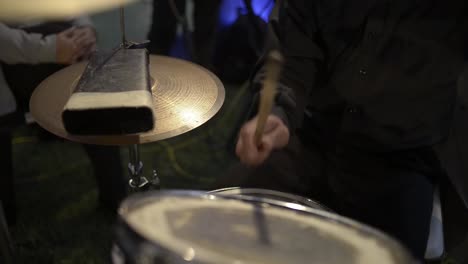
[120,7,159,191]
[120,6,128,48]
[128,144,160,191]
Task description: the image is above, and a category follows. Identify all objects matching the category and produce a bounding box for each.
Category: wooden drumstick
[254,50,284,146]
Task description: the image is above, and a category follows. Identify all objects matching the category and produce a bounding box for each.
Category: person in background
[0,18,127,225]
[147,0,221,70]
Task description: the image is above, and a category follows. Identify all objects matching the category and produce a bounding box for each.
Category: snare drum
[208,187,332,212]
[114,190,416,264]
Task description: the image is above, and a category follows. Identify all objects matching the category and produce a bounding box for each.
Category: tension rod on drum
[128,144,160,191]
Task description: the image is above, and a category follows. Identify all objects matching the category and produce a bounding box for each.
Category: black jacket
[255,0,468,151]
[250,0,468,207]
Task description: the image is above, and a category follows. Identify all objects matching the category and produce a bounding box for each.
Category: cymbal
[30,55,225,146]
[0,0,136,21]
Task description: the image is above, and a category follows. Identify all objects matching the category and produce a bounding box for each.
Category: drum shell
[113,218,164,264]
[113,203,193,264]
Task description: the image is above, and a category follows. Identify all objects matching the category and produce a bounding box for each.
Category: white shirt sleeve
[0,22,56,65]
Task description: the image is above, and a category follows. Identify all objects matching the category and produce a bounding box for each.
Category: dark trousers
[147,0,221,69]
[0,131,15,225]
[215,112,437,260]
[0,128,127,225]
[147,0,185,56]
[83,144,127,210]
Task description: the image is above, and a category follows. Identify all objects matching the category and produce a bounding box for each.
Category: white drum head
[119,191,415,264]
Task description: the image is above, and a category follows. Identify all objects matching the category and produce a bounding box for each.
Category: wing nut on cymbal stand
[127,145,161,191]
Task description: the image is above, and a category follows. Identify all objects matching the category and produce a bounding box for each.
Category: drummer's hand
[236,114,290,166]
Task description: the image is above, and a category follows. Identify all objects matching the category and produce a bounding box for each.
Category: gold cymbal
[0,0,136,21]
[30,55,225,146]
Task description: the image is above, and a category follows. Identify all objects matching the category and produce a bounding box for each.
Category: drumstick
[254,50,284,146]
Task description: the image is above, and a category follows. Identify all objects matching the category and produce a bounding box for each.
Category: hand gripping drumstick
[254,50,284,146]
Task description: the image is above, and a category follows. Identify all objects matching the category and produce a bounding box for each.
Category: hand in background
[71,26,97,60]
[56,27,81,64]
[56,26,97,64]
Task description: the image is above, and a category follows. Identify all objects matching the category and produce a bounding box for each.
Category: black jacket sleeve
[251,0,324,131]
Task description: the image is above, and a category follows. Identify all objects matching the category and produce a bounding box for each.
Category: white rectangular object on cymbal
[62,48,154,135]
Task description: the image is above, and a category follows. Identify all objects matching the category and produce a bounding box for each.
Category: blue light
[169,35,191,60]
[218,0,243,27]
[252,0,274,21]
[218,0,274,28]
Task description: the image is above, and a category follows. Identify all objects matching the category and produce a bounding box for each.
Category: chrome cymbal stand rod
[128,144,160,191]
[128,144,146,190]
[120,6,128,48]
